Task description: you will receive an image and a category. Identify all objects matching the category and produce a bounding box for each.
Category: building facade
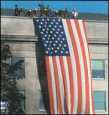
[1,15,108,114]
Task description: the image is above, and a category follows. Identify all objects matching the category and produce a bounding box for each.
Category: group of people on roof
[14,4,78,18]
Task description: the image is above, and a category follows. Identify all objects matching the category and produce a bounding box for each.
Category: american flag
[34,18,95,114]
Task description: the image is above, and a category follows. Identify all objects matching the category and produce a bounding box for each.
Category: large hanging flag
[34,18,95,114]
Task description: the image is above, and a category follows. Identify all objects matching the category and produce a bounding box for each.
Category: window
[39,93,46,112]
[10,57,25,80]
[19,90,25,112]
[38,91,49,112]
[91,59,105,79]
[93,91,106,111]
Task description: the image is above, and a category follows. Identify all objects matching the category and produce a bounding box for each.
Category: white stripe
[49,57,57,113]
[56,56,65,114]
[78,20,93,114]
[63,56,71,114]
[70,20,86,113]
[62,19,78,114]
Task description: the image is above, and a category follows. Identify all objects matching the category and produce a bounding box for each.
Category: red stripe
[74,20,90,113]
[45,56,54,113]
[66,56,74,113]
[83,21,95,114]
[52,57,63,113]
[59,56,69,113]
[66,19,82,113]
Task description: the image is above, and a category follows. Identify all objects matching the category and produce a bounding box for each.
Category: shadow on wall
[35,41,50,113]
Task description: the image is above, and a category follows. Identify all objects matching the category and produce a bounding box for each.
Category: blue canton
[35,18,70,56]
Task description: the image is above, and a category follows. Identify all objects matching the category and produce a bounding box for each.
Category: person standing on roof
[72,8,78,19]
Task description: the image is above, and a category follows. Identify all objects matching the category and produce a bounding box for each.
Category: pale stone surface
[1,16,35,36]
[1,16,108,43]
[1,16,108,114]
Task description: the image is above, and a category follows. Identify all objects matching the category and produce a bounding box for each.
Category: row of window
[2,90,106,113]
[39,91,107,112]
[3,57,107,113]
[9,57,106,80]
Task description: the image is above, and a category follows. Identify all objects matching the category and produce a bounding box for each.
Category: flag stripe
[48,57,58,113]
[71,20,87,113]
[52,57,63,113]
[55,57,65,114]
[45,57,55,113]
[62,19,78,113]
[66,20,83,113]
[66,56,74,113]
[81,21,93,113]
[35,18,95,114]
[59,56,69,113]
[63,56,71,113]
[74,20,90,113]
[80,21,94,113]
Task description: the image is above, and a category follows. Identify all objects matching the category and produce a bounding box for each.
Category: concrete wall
[1,16,108,114]
[89,45,108,114]
[1,16,108,43]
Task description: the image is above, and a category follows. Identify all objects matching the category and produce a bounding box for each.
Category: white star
[42,37,45,40]
[64,44,67,47]
[49,25,52,27]
[42,28,45,31]
[58,19,61,21]
[42,19,45,21]
[54,34,57,37]
[61,51,63,54]
[55,41,58,43]
[50,31,53,34]
[57,38,60,40]
[45,51,49,54]
[36,19,39,22]
[59,34,62,37]
[57,28,60,31]
[40,22,43,25]
[45,22,47,24]
[52,28,55,31]
[66,51,69,54]
[56,22,59,25]
[55,50,57,53]
[59,44,62,47]
[54,25,57,28]
[53,19,56,22]
[60,25,63,28]
[47,18,50,21]
[44,34,47,37]
[61,31,64,34]
[53,44,56,46]
[50,51,53,54]
[56,31,59,34]
[39,25,41,28]
[57,47,59,50]
[44,44,47,47]
[47,28,49,31]
[41,32,44,34]
[62,47,65,50]
[52,37,55,40]
[48,35,51,37]
[51,22,54,25]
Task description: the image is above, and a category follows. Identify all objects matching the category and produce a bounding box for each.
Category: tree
[1,44,25,114]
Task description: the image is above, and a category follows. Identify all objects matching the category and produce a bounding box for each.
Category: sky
[1,1,108,14]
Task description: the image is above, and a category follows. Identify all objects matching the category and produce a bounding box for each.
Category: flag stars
[36,18,70,56]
